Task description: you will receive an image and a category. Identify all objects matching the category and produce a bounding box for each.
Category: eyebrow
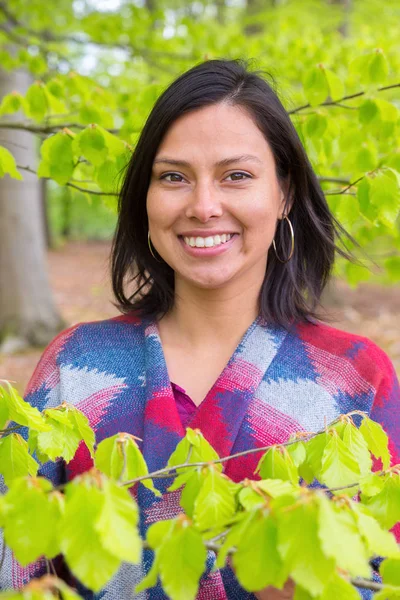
[153,154,262,168]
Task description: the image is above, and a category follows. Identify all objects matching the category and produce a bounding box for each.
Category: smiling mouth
[180,233,235,248]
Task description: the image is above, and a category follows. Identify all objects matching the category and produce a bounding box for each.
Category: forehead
[155,103,274,163]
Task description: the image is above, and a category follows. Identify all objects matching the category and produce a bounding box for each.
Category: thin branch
[288,83,400,115]
[324,174,366,196]
[350,578,391,592]
[16,165,118,197]
[318,176,351,185]
[0,121,101,134]
[0,2,191,62]
[122,428,329,488]
[0,424,22,437]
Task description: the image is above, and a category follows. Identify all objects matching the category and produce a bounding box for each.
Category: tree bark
[0,68,64,352]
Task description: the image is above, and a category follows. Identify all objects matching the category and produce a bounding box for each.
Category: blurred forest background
[0,0,399,392]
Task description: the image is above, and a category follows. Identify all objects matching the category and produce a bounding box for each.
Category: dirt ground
[1,241,399,393]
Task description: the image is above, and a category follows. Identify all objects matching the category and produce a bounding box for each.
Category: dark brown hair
[111,58,349,325]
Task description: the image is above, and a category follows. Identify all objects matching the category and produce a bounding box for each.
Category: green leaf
[2,477,63,564]
[61,475,121,592]
[193,467,237,531]
[286,441,306,468]
[381,558,400,586]
[53,579,83,600]
[303,64,330,107]
[76,125,108,166]
[320,572,361,600]
[0,382,49,432]
[135,553,160,593]
[361,475,400,529]
[317,494,371,578]
[147,519,177,550]
[68,406,95,458]
[233,510,288,591]
[320,433,360,490]
[39,132,75,186]
[355,144,378,172]
[95,159,121,193]
[351,502,399,558]
[158,519,207,600]
[385,257,400,283]
[256,478,297,498]
[276,496,335,596]
[293,586,313,600]
[343,423,372,476]
[305,114,328,138]
[359,415,391,469]
[95,432,160,496]
[357,176,378,223]
[237,486,265,510]
[325,69,344,101]
[0,92,24,117]
[168,429,221,470]
[0,146,22,181]
[170,468,205,517]
[256,446,298,484]
[0,434,38,485]
[359,472,385,496]
[25,81,47,121]
[303,432,329,481]
[376,99,399,122]
[0,389,10,429]
[359,99,379,124]
[368,170,400,229]
[36,416,82,463]
[368,49,389,84]
[95,478,141,563]
[215,512,251,569]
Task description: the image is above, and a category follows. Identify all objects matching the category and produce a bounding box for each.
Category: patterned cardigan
[1,314,399,599]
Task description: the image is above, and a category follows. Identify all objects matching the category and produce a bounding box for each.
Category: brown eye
[160,173,184,182]
[226,172,251,181]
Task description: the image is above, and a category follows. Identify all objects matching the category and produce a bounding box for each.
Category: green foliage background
[0,0,400,283]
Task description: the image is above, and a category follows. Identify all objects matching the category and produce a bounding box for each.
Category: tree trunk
[0,68,64,352]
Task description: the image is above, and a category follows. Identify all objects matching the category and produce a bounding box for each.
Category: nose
[184,180,223,222]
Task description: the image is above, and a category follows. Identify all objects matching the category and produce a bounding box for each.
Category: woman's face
[146,102,287,293]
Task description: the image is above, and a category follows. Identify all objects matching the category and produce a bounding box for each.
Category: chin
[182,271,236,290]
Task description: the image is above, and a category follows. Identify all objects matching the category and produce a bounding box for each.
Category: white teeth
[183,234,234,248]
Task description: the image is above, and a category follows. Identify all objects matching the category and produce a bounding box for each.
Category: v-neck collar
[141,316,289,471]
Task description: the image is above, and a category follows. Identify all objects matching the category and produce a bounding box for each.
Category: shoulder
[26,313,148,394]
[293,319,397,394]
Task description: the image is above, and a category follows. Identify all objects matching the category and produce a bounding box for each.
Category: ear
[278,176,293,219]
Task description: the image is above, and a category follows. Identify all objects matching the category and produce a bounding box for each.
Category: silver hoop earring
[148,231,161,262]
[272,215,294,263]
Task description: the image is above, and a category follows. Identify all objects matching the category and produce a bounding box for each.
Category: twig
[323,174,367,196]
[318,176,351,185]
[16,165,118,197]
[0,121,106,134]
[122,428,328,487]
[288,83,400,115]
[0,424,22,436]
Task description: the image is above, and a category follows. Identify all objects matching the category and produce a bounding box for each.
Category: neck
[159,277,262,347]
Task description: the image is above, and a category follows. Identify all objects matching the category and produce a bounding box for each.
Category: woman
[7,59,399,599]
